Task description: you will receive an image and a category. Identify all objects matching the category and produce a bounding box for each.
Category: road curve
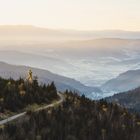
[0,92,64,126]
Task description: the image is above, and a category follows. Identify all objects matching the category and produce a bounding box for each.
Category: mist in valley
[0,26,140,98]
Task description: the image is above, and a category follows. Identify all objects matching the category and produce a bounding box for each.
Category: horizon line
[0,24,140,32]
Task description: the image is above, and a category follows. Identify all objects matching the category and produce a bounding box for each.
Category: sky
[0,0,140,31]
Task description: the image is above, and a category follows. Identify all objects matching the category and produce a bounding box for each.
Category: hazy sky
[0,0,140,31]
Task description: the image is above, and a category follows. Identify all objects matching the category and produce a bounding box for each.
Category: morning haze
[0,1,140,139]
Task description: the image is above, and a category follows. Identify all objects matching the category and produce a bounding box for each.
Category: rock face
[0,62,101,96]
[106,87,140,112]
[101,69,140,92]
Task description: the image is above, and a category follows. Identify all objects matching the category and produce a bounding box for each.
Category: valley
[1,1,140,139]
[0,26,140,99]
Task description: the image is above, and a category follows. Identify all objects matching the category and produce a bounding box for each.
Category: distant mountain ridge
[101,69,140,93]
[0,62,101,96]
[0,25,140,42]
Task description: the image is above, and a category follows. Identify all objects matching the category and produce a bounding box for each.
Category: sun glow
[0,0,140,31]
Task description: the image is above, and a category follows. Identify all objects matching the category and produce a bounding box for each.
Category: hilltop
[0,76,57,114]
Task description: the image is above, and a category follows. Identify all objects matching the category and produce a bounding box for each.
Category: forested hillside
[0,91,140,140]
[0,77,57,113]
[106,87,140,112]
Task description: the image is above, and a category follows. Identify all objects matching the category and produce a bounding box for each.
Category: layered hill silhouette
[101,69,140,92]
[0,25,140,42]
[0,62,101,96]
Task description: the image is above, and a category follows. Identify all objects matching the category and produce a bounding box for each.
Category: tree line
[0,77,57,113]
